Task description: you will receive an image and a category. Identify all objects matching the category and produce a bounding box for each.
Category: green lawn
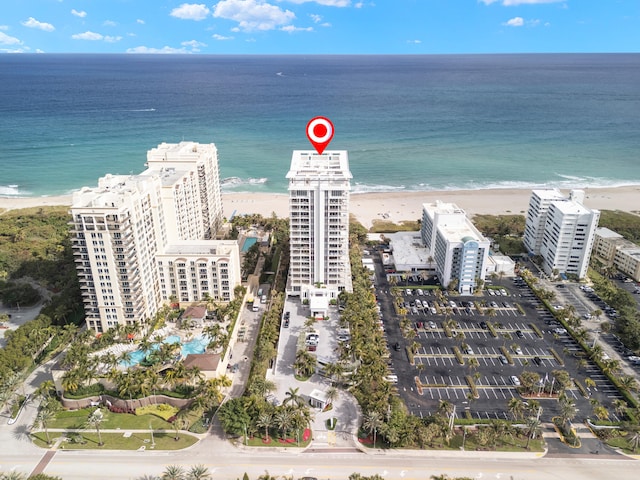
[31,431,198,451]
[49,408,172,430]
[606,436,640,455]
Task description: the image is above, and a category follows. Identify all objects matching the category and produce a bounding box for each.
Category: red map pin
[306,116,334,155]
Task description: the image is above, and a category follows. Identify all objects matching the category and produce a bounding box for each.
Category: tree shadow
[12,423,32,443]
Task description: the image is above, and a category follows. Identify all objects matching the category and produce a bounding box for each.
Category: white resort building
[286,150,353,302]
[524,189,599,279]
[420,201,490,295]
[70,142,241,333]
[593,227,640,282]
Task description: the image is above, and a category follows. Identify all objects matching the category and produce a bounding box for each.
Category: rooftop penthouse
[286,151,352,182]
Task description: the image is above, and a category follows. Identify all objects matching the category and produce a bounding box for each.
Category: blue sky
[1,0,638,54]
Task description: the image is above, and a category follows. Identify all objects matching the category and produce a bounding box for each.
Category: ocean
[1,53,639,197]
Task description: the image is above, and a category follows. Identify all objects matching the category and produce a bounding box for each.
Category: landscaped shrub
[136,404,178,421]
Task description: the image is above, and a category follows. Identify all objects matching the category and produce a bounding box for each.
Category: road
[3,444,638,480]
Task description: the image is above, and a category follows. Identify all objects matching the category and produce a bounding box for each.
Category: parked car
[510,375,521,386]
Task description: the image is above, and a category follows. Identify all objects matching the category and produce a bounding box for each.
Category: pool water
[241,237,258,252]
[118,335,211,367]
[181,335,211,356]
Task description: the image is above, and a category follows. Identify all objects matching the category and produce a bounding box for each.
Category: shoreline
[1,186,638,229]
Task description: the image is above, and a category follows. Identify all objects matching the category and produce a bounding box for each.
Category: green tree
[256,413,273,442]
[161,465,185,480]
[362,410,384,447]
[86,408,105,446]
[33,397,59,445]
[186,465,211,480]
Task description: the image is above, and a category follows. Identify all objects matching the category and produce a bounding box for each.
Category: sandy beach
[1,186,638,229]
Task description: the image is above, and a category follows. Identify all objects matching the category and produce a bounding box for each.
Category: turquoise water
[241,237,258,253]
[181,336,211,356]
[1,54,639,197]
[118,334,210,367]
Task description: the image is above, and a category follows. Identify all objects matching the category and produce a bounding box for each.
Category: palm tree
[275,408,294,439]
[256,413,273,442]
[362,410,384,447]
[33,398,59,445]
[283,387,305,408]
[34,380,56,402]
[186,465,211,480]
[558,394,577,429]
[86,408,105,446]
[0,472,28,480]
[161,465,185,480]
[618,375,639,393]
[525,416,542,449]
[247,378,276,398]
[467,357,480,375]
[593,405,609,422]
[172,408,190,441]
[507,398,526,421]
[612,399,628,419]
[325,386,339,407]
[626,425,640,453]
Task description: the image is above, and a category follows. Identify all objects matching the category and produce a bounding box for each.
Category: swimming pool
[241,237,258,252]
[119,335,211,367]
[181,335,211,356]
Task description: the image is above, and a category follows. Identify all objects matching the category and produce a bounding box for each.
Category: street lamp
[149,423,155,447]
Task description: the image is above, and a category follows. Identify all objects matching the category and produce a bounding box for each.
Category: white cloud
[170,3,211,21]
[308,15,331,27]
[281,25,313,32]
[0,31,23,45]
[480,0,564,5]
[181,40,207,52]
[71,31,122,42]
[137,19,145,24]
[22,17,55,32]
[0,25,9,31]
[213,0,295,32]
[284,0,350,5]
[71,9,87,18]
[504,16,524,26]
[212,33,234,40]
[126,45,190,54]
[103,20,117,27]
[407,39,422,44]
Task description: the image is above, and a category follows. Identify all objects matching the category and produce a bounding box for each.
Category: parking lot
[373,254,625,423]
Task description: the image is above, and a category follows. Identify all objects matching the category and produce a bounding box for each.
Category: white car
[510,375,521,386]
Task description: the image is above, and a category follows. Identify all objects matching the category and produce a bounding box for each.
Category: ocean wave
[0,184,27,196]
[125,108,156,112]
[351,183,407,193]
[220,177,268,189]
[350,177,640,194]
